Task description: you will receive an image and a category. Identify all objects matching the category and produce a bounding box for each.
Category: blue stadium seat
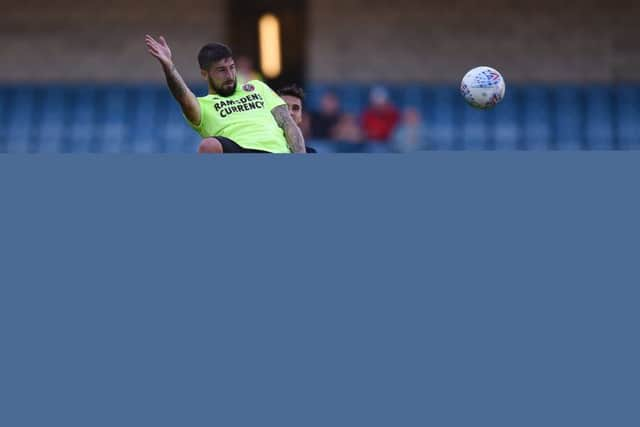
[554,86,583,150]
[400,85,425,110]
[306,83,330,113]
[339,85,366,114]
[419,88,434,148]
[67,86,97,153]
[191,84,208,98]
[311,84,409,115]
[98,86,128,153]
[310,84,362,115]
[461,99,489,150]
[0,86,10,152]
[493,86,520,150]
[396,86,431,148]
[130,86,160,153]
[158,90,200,153]
[616,85,640,150]
[307,140,338,154]
[38,86,67,153]
[5,86,36,153]
[424,86,456,150]
[364,142,392,153]
[522,87,552,150]
[385,85,405,109]
[585,86,614,150]
[153,89,171,153]
[334,141,369,153]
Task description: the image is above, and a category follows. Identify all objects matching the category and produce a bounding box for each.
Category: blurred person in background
[236,55,262,85]
[277,84,317,153]
[310,92,342,140]
[391,108,428,152]
[361,86,400,143]
[277,84,304,127]
[331,113,364,144]
[299,112,312,141]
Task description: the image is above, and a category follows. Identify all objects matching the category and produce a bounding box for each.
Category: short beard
[210,77,237,97]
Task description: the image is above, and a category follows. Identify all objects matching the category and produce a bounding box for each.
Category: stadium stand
[0,84,638,153]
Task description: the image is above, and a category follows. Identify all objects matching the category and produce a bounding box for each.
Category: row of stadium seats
[0,83,638,153]
[307,84,640,151]
[0,85,208,154]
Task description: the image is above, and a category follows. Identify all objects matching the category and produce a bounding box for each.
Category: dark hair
[198,43,233,71]
[277,84,305,102]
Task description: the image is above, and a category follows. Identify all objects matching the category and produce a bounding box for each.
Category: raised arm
[145,35,201,126]
[272,105,306,154]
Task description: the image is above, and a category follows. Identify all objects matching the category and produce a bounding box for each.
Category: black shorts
[217,136,270,153]
[216,136,317,154]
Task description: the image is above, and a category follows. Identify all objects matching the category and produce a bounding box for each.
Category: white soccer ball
[460,66,506,109]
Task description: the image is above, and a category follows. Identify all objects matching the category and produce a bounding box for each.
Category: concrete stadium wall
[1,0,638,84]
[0,0,227,82]
[308,0,640,83]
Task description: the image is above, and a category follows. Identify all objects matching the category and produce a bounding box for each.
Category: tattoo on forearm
[272,105,306,153]
[283,121,306,153]
[165,64,188,101]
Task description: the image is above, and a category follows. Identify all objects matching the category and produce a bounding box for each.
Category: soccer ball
[460,66,506,109]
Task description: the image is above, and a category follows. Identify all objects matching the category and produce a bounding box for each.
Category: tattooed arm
[272,105,306,153]
[145,34,201,125]
[162,63,201,125]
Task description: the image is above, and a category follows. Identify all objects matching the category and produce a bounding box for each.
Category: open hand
[145,34,173,69]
